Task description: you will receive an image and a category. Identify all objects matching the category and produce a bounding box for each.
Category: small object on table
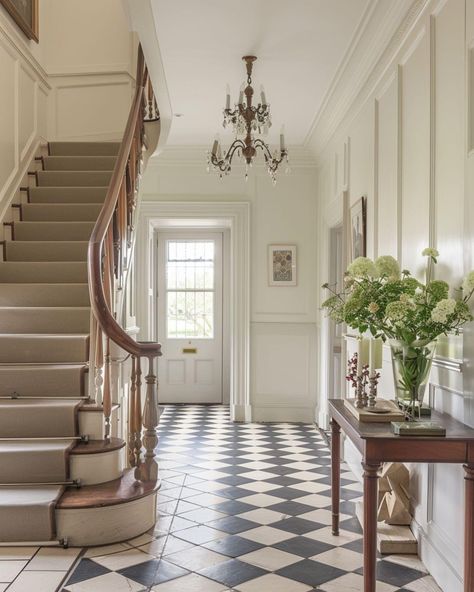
[391,421,446,436]
[344,398,405,422]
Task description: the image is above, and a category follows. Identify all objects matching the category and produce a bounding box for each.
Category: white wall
[311,1,474,590]
[0,0,134,223]
[136,147,318,422]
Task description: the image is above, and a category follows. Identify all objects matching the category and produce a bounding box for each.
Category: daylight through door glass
[166,240,215,339]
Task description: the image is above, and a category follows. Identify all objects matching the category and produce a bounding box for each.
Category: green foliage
[321,250,474,344]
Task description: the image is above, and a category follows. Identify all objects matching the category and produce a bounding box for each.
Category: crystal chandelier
[207,56,289,184]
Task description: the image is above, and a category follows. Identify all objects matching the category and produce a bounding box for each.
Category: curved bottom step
[56,469,160,546]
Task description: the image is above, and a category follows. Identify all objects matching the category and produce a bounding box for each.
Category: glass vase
[389,339,437,420]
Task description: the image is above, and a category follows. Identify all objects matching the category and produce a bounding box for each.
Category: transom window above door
[165,240,215,339]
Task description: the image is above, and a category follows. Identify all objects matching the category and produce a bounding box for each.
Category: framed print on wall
[350,196,366,261]
[0,0,38,42]
[268,244,297,286]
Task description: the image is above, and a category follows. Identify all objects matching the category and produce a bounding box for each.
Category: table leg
[464,464,474,592]
[330,419,341,536]
[363,462,381,592]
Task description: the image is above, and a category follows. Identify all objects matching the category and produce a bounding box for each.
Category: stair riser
[37,171,112,187]
[48,142,120,157]
[56,494,157,547]
[78,408,118,440]
[21,204,102,222]
[0,336,88,364]
[0,401,79,438]
[43,156,116,171]
[29,187,107,204]
[0,445,69,483]
[5,242,88,262]
[0,263,87,283]
[70,448,124,486]
[0,308,90,333]
[0,285,89,307]
[0,366,86,397]
[13,223,94,241]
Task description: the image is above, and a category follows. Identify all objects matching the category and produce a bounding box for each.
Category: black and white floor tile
[61,405,442,592]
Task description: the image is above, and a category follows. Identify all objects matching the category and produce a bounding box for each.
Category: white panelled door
[157,231,223,403]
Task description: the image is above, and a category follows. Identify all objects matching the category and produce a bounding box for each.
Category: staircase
[0,141,159,546]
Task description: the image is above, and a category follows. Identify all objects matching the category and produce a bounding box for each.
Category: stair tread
[0,485,64,505]
[71,438,125,455]
[57,469,159,509]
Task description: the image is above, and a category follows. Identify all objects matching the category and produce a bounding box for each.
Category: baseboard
[318,411,330,430]
[230,404,252,422]
[250,405,315,423]
[411,520,462,592]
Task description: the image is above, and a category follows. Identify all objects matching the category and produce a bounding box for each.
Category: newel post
[135,355,161,482]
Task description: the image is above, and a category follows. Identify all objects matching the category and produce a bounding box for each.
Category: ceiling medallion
[207,56,289,184]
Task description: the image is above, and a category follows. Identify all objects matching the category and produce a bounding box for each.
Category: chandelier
[207,56,289,184]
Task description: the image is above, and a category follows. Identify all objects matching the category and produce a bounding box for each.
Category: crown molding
[147,144,316,170]
[305,0,430,159]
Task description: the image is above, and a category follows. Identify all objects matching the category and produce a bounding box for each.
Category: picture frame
[350,196,366,261]
[268,244,297,286]
[0,0,38,42]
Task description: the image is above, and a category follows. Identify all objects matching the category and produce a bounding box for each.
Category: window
[165,240,215,339]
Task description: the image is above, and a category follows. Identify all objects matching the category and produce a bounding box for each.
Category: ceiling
[151,0,369,147]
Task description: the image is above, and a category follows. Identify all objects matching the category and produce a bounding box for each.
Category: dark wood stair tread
[57,469,160,509]
[71,437,125,455]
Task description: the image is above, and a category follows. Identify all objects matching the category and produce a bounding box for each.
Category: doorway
[156,230,225,404]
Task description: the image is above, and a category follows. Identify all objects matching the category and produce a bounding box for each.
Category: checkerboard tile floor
[60,405,443,592]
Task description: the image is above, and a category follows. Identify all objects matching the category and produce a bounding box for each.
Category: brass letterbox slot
[182,348,197,354]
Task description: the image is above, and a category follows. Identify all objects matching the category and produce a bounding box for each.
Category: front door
[157,231,223,403]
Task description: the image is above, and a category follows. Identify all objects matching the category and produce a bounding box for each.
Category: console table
[328,398,474,592]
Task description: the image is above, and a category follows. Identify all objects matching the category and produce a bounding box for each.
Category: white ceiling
[152,0,369,146]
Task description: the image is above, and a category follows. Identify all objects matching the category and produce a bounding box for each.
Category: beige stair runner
[0,141,118,542]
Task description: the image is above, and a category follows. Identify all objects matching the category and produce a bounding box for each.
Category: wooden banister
[87,44,161,480]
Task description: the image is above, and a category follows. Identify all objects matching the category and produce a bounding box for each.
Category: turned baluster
[133,357,143,467]
[103,337,112,442]
[128,356,137,466]
[135,355,160,482]
[94,320,104,403]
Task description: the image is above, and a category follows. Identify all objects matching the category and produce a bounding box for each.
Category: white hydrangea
[422,247,439,258]
[375,255,400,281]
[462,271,474,294]
[347,257,376,278]
[431,298,456,324]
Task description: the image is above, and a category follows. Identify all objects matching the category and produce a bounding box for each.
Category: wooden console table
[328,398,474,592]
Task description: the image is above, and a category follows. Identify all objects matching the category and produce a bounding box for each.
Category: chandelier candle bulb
[280,125,286,152]
[260,84,267,105]
[225,84,230,110]
[369,338,383,374]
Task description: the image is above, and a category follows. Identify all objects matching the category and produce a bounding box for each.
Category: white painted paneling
[400,28,430,276]
[138,154,317,420]
[251,322,317,422]
[376,75,399,258]
[433,0,465,284]
[312,2,474,589]
[53,79,131,140]
[18,65,36,160]
[0,39,17,197]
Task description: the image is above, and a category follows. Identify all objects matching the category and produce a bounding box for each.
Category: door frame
[136,201,251,421]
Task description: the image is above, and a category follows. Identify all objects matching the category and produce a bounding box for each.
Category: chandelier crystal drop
[207,56,289,184]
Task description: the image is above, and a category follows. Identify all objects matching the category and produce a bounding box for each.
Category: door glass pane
[166,240,215,339]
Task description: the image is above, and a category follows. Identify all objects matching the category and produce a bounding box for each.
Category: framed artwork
[350,196,366,261]
[268,244,297,286]
[0,0,38,42]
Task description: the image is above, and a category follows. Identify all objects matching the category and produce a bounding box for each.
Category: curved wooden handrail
[87,45,161,359]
